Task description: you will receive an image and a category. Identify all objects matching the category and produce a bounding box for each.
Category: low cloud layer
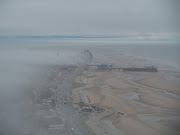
[0,42,83,134]
[0,0,180,41]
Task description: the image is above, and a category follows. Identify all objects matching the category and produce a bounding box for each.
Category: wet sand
[72,55,180,135]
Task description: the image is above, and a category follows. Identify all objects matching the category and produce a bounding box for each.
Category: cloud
[0,0,180,37]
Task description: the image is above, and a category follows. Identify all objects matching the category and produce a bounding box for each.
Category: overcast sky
[0,0,180,40]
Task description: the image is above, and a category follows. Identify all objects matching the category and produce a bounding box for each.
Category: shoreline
[72,67,180,135]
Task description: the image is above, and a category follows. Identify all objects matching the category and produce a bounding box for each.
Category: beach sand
[72,54,180,135]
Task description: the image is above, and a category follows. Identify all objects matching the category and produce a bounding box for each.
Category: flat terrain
[2,47,179,135]
[72,69,180,135]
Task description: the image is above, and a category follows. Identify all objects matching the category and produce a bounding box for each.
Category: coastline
[72,65,180,135]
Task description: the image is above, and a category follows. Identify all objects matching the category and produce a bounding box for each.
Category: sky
[0,0,180,41]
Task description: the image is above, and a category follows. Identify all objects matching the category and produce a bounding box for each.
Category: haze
[0,0,180,41]
[0,0,180,135]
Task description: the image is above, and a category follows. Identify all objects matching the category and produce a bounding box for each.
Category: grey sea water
[102,43,180,71]
[1,39,180,71]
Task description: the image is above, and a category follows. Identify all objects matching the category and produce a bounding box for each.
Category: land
[2,49,179,135]
[0,65,97,135]
[28,53,180,135]
[72,63,180,134]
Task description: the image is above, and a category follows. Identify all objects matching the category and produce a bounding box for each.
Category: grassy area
[71,82,85,89]
[77,71,86,76]
[80,119,97,135]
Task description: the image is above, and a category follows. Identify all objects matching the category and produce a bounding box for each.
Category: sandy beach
[72,52,180,135]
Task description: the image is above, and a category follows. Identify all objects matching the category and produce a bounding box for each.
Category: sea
[0,38,180,95]
[1,38,180,71]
